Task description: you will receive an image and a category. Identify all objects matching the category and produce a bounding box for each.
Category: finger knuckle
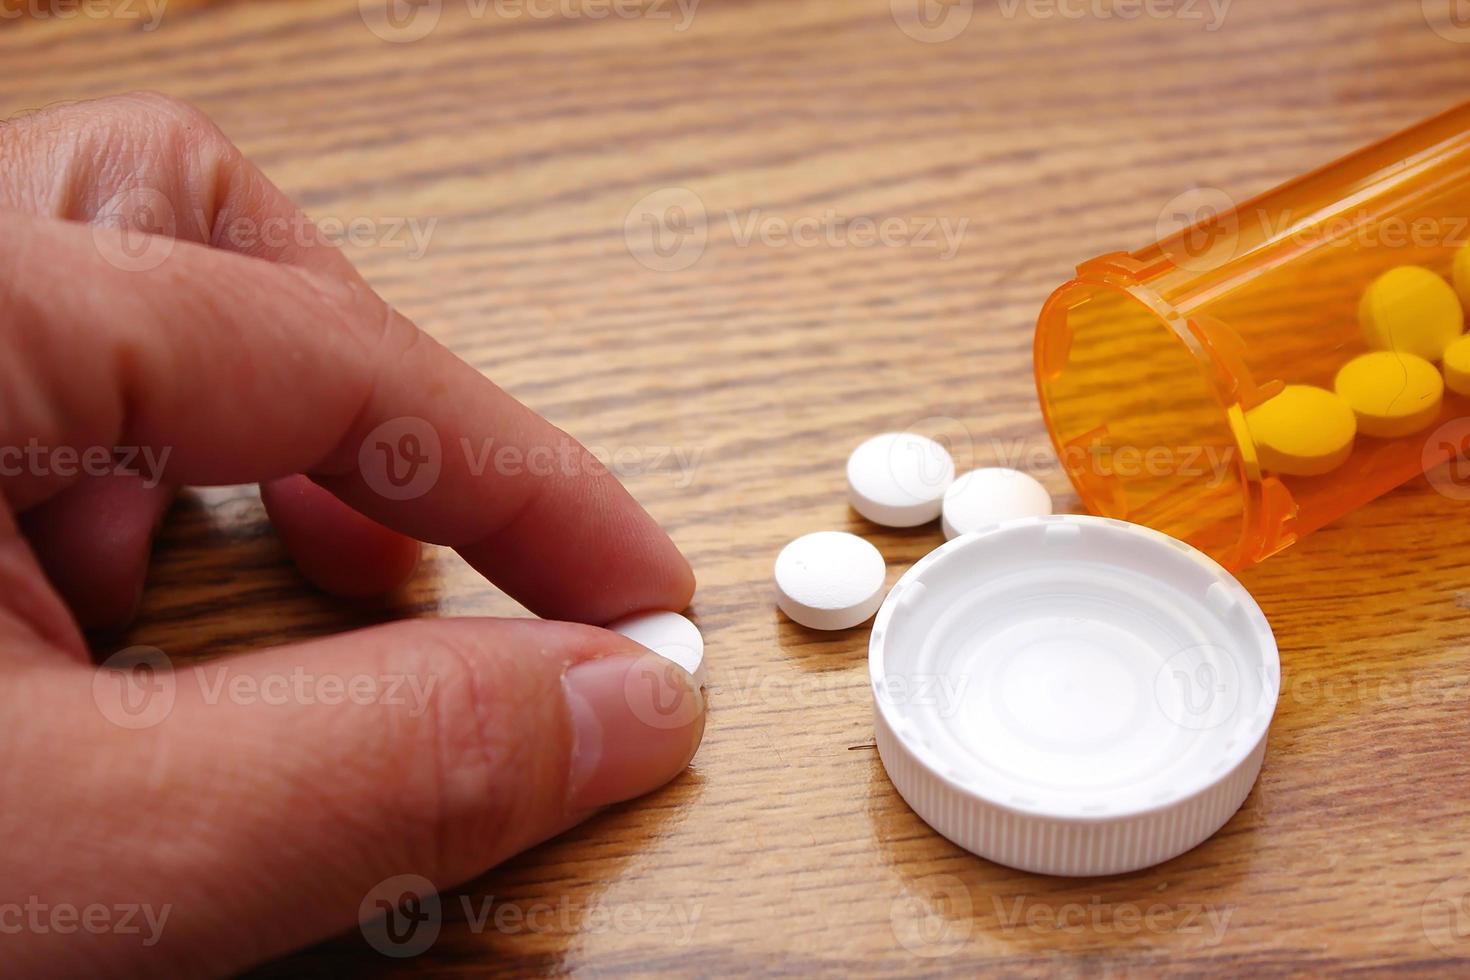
[286,270,427,464]
[398,626,566,865]
[111,91,222,142]
[1,92,228,174]
[0,93,241,230]
[74,92,238,179]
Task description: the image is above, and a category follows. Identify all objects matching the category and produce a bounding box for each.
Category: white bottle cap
[775,531,887,631]
[870,516,1279,876]
[847,433,956,528]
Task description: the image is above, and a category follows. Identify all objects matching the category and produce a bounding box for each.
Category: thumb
[47,618,704,974]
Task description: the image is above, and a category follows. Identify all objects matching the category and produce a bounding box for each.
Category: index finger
[0,213,694,624]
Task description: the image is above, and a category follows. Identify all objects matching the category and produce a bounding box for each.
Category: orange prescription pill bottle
[1035,101,1470,571]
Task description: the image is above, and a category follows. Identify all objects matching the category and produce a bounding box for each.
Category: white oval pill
[941,468,1053,540]
[607,610,706,686]
[774,531,887,631]
[846,433,955,528]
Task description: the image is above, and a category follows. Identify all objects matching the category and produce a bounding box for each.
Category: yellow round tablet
[1454,244,1470,309]
[1359,266,1464,361]
[1245,385,1356,477]
[1444,335,1470,397]
[1334,351,1444,438]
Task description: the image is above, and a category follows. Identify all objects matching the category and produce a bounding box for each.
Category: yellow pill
[1444,335,1470,397]
[1245,385,1356,477]
[1334,351,1444,438]
[1454,244,1470,309]
[1359,266,1464,361]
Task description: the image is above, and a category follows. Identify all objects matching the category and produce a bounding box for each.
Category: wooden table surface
[6,0,1470,975]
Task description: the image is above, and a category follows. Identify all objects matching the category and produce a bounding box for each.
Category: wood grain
[5,0,1470,974]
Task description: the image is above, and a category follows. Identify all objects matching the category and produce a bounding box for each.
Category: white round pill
[941,468,1053,540]
[774,532,887,631]
[846,433,956,528]
[607,610,706,686]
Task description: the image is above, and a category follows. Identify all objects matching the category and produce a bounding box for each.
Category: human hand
[0,92,704,976]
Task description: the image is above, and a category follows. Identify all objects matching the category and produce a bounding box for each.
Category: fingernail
[562,652,705,810]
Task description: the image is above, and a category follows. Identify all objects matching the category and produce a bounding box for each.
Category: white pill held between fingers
[846,433,956,527]
[607,610,706,687]
[774,532,887,631]
[942,468,1053,540]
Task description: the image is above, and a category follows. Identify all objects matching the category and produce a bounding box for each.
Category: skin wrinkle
[365,636,479,880]
[450,446,555,553]
[308,301,429,481]
[191,116,230,247]
[0,247,36,486]
[0,238,126,511]
[430,625,562,871]
[0,537,75,650]
[432,636,504,876]
[0,111,62,214]
[65,102,143,221]
[114,93,223,239]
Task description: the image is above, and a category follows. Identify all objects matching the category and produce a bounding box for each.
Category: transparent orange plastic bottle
[1035,101,1470,570]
